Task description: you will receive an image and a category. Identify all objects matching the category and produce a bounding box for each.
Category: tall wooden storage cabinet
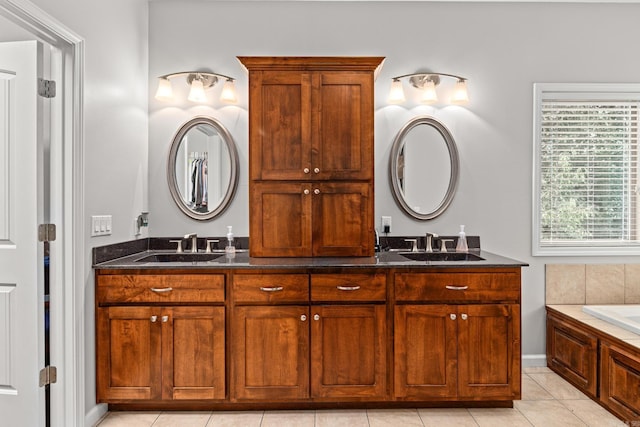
[239,57,384,257]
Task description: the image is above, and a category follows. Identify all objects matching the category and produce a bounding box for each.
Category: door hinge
[39,366,57,387]
[38,224,56,242]
[38,78,56,98]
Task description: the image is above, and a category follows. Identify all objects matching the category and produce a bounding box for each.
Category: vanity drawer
[233,274,309,303]
[395,271,520,303]
[311,273,386,302]
[97,274,225,304]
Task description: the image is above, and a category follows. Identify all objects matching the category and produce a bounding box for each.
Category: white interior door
[0,40,45,427]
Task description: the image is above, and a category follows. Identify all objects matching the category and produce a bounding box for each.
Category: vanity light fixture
[388,72,469,105]
[155,71,237,104]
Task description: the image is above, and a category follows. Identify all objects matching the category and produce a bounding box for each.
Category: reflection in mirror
[167,116,239,220]
[390,116,459,220]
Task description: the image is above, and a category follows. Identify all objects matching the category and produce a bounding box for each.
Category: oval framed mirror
[167,116,239,220]
[389,116,459,220]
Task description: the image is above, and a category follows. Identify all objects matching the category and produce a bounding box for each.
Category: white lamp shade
[421,80,438,104]
[451,79,469,104]
[220,79,237,103]
[388,79,406,103]
[187,78,207,103]
[155,78,173,101]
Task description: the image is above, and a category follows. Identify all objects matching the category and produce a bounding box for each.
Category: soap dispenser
[456,225,468,253]
[225,226,236,256]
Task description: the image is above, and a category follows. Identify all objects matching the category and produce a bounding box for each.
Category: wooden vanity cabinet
[394,269,521,401]
[239,57,383,257]
[95,272,226,403]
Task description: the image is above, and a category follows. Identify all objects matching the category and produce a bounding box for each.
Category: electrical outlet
[381,216,392,234]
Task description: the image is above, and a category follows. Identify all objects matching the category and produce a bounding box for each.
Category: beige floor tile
[367,408,424,427]
[560,400,626,427]
[515,400,587,427]
[521,374,554,400]
[315,409,369,427]
[152,411,211,427]
[206,411,264,427]
[522,366,552,374]
[418,408,478,427]
[468,407,532,427]
[96,411,160,427]
[528,372,590,400]
[261,410,315,427]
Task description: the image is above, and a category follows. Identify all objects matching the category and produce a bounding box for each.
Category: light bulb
[388,79,405,104]
[187,78,207,103]
[421,80,438,104]
[451,79,469,104]
[220,79,237,103]
[155,78,173,101]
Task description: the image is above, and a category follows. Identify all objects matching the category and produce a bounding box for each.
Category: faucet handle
[205,239,220,253]
[404,238,418,252]
[169,239,183,253]
[439,239,454,253]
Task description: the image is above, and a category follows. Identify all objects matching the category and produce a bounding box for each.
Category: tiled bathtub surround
[546,264,640,304]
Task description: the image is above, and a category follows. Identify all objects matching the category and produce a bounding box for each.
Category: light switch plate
[91,215,112,237]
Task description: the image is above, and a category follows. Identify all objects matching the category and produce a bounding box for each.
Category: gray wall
[149,1,640,363]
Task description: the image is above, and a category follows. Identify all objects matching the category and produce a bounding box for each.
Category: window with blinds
[533,84,640,255]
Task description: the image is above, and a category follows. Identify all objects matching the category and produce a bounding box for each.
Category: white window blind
[533,84,640,255]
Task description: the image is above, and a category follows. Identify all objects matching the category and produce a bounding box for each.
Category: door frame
[0,0,84,426]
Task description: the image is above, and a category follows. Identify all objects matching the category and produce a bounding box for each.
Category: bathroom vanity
[94,247,526,410]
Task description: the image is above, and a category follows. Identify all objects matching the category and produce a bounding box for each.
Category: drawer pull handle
[260,286,284,292]
[150,287,173,293]
[445,285,468,291]
[337,285,361,291]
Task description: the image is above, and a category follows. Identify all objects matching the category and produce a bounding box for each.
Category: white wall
[149,1,640,364]
[25,0,150,420]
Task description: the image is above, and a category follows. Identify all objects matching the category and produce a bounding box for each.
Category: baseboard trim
[85,403,107,427]
[522,354,547,368]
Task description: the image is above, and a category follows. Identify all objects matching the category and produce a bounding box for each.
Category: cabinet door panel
[250,71,311,181]
[311,305,386,399]
[313,72,373,180]
[233,306,310,400]
[457,304,520,399]
[250,182,312,257]
[312,182,372,257]
[600,341,640,421]
[164,307,225,400]
[394,305,457,399]
[96,306,161,401]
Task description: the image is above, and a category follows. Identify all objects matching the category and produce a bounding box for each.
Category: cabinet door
[163,306,225,400]
[250,70,312,181]
[546,312,597,398]
[96,306,161,401]
[310,305,386,399]
[312,72,373,180]
[600,341,640,421]
[457,304,520,399]
[394,305,458,399]
[250,182,312,257]
[311,182,373,257]
[233,306,310,400]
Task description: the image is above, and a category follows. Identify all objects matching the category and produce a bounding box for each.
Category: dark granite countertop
[92,238,527,270]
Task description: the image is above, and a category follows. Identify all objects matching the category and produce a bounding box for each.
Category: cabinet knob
[161,315,169,323]
[450,314,457,320]
[303,189,310,195]
[304,168,310,174]
[150,315,158,323]
[300,314,307,322]
[314,189,320,195]
[461,313,468,320]
[313,314,320,321]
[314,168,320,174]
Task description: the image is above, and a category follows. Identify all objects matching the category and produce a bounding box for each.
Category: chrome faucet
[184,233,198,253]
[425,232,438,253]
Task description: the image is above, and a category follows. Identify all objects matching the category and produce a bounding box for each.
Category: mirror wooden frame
[167,116,239,220]
[389,116,459,220]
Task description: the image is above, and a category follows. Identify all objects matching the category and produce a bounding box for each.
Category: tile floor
[95,367,625,427]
